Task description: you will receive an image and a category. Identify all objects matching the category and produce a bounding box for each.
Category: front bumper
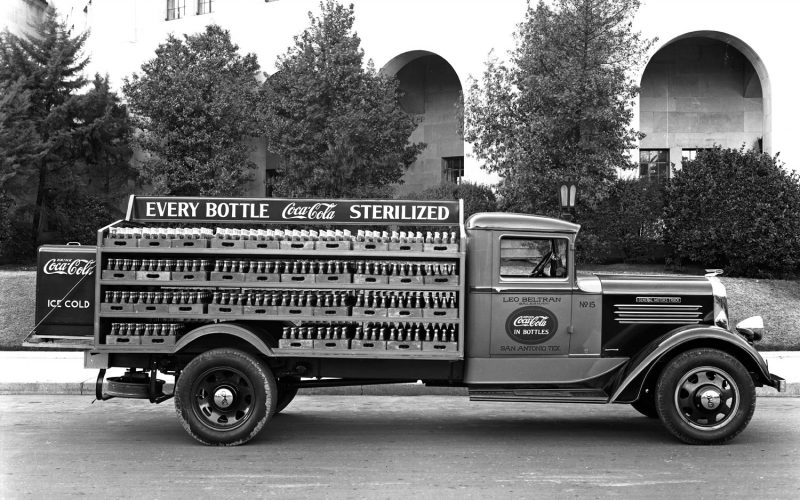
[768,374,787,392]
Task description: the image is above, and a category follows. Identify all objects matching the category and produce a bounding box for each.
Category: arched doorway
[638,32,771,179]
[383,51,463,195]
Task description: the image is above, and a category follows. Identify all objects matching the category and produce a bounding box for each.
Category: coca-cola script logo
[43,258,95,276]
[505,306,558,344]
[281,202,337,221]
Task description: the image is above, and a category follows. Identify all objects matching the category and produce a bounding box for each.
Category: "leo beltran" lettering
[349,204,449,221]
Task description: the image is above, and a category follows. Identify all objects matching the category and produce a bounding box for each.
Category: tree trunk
[31,161,47,248]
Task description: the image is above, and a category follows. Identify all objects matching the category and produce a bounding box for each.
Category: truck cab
[27,196,784,446]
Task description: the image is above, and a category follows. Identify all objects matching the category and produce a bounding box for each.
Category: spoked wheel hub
[192,367,255,431]
[213,386,236,409]
[675,366,739,431]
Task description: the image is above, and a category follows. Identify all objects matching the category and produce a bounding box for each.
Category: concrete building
[0,0,49,38]
[35,0,800,194]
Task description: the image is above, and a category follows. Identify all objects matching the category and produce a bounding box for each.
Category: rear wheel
[175,348,277,446]
[655,348,755,445]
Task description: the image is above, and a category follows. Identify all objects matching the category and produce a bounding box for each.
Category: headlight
[736,316,764,342]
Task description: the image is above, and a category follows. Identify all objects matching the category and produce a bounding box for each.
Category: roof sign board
[126,196,461,225]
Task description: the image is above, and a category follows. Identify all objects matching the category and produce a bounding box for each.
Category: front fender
[609,325,776,403]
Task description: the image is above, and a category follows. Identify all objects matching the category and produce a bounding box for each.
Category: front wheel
[655,348,755,445]
[175,348,277,446]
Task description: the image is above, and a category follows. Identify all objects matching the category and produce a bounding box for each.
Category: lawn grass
[0,271,36,350]
[1,268,797,351]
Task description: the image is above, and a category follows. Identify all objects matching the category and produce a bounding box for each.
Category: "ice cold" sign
[129,197,459,225]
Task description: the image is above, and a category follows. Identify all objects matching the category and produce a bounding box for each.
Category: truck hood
[593,274,713,296]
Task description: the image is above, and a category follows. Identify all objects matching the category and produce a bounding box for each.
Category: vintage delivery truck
[27,195,785,446]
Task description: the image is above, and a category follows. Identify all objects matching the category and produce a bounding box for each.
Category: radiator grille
[613,304,703,325]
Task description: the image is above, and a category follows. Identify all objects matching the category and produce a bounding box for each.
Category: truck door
[490,234,572,356]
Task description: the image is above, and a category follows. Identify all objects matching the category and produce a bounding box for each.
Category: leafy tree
[463,0,653,214]
[123,25,264,196]
[664,147,800,278]
[0,8,130,250]
[578,177,665,264]
[264,1,423,198]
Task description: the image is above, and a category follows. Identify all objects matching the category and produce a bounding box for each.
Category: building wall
[640,37,763,170]
[0,0,48,38]
[45,0,800,189]
[395,54,464,195]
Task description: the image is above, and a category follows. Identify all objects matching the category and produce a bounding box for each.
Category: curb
[1,382,797,398]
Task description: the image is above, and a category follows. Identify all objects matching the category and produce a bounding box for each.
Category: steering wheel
[529,250,553,277]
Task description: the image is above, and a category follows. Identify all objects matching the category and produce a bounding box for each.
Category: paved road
[1,395,798,498]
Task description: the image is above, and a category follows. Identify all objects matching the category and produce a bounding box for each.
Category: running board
[469,388,609,403]
[23,334,94,349]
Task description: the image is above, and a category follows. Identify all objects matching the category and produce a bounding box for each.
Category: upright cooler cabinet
[93,196,466,362]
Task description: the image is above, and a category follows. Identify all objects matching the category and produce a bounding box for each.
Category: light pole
[558,179,577,221]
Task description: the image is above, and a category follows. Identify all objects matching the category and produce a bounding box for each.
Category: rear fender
[176,322,275,356]
[609,325,774,403]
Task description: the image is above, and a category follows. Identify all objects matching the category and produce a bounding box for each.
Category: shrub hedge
[403,181,498,219]
[663,147,800,278]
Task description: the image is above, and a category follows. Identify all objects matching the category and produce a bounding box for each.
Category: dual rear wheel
[174,348,298,446]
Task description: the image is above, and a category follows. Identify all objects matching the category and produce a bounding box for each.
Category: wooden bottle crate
[387,340,422,351]
[141,335,176,346]
[171,239,209,249]
[313,339,350,349]
[244,240,279,250]
[350,339,387,350]
[106,335,141,345]
[100,303,134,313]
[278,339,314,349]
[353,241,389,251]
[314,241,352,251]
[353,274,389,285]
[351,307,388,317]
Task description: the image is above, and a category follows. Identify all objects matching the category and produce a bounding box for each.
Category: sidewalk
[1,351,797,396]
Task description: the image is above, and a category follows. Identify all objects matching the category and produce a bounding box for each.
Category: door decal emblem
[505,306,558,344]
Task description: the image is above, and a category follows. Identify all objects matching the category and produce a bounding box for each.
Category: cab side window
[499,237,568,279]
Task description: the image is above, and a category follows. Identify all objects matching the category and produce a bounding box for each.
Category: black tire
[655,348,755,445]
[174,348,277,446]
[275,376,300,414]
[631,387,659,418]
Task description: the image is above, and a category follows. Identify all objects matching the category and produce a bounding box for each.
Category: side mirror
[735,316,764,342]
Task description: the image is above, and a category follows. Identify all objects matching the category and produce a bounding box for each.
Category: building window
[639,149,669,180]
[197,0,213,15]
[499,237,569,279]
[442,156,464,184]
[166,0,186,20]
[681,148,711,162]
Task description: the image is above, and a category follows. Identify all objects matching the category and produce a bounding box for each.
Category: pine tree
[264,1,423,198]
[0,8,130,249]
[123,25,264,196]
[463,0,653,214]
[0,80,41,191]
